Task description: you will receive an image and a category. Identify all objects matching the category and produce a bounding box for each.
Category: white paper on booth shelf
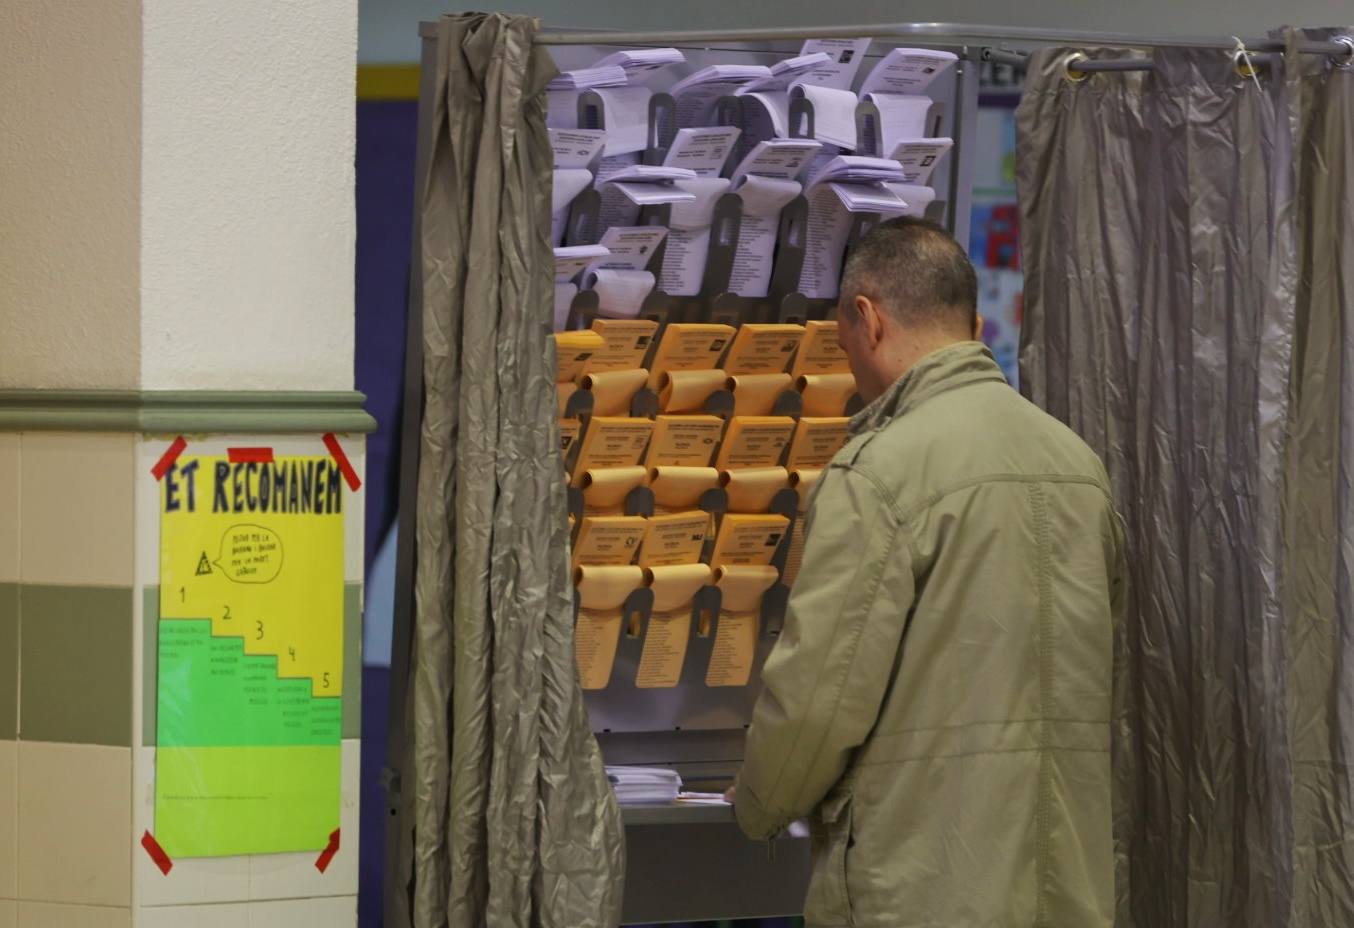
[551,129,608,169]
[605,165,699,185]
[585,269,656,318]
[797,184,855,300]
[859,48,958,96]
[658,178,731,296]
[735,92,792,141]
[590,86,653,156]
[593,226,669,271]
[861,94,934,156]
[789,84,858,150]
[730,139,824,184]
[554,282,579,330]
[612,182,698,207]
[889,138,955,185]
[830,182,906,213]
[594,153,643,231]
[882,184,937,218]
[672,66,770,126]
[552,169,594,244]
[795,38,873,89]
[555,244,611,281]
[605,165,700,209]
[593,48,686,77]
[810,154,907,186]
[548,65,628,91]
[663,127,742,177]
[738,52,834,93]
[547,90,580,129]
[729,175,802,298]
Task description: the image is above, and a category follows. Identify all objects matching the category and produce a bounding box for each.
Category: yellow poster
[155,451,345,857]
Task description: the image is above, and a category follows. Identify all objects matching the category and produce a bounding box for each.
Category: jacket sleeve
[734,464,913,839]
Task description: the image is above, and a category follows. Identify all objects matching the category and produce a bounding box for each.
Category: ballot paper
[547,65,628,91]
[552,168,594,244]
[738,52,834,93]
[584,86,653,156]
[729,175,802,298]
[604,165,700,208]
[672,64,771,127]
[658,178,732,296]
[859,47,958,96]
[736,92,792,143]
[593,48,686,77]
[605,164,699,184]
[795,37,873,90]
[882,183,937,218]
[593,226,668,271]
[858,93,935,157]
[554,282,578,331]
[810,155,907,186]
[584,268,656,319]
[663,127,742,177]
[606,766,682,804]
[796,185,855,300]
[550,128,608,169]
[830,182,905,213]
[889,138,955,185]
[555,244,611,281]
[789,83,858,149]
[547,90,581,129]
[729,139,823,184]
[594,152,644,230]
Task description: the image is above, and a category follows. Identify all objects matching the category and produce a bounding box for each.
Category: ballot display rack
[390,23,982,925]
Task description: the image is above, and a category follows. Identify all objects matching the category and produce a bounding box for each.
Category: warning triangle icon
[195,552,213,576]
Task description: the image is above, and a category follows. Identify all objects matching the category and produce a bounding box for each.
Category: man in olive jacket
[733,218,1123,927]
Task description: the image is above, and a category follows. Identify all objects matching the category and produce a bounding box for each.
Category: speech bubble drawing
[214,523,284,583]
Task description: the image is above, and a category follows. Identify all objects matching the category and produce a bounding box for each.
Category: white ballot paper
[663,127,742,177]
[789,83,858,149]
[593,48,686,77]
[797,157,908,300]
[734,92,792,143]
[671,65,770,127]
[586,86,653,156]
[548,65,627,91]
[809,154,907,186]
[859,48,958,96]
[551,129,608,169]
[795,38,873,90]
[738,52,834,93]
[729,175,802,298]
[859,94,935,156]
[830,183,905,213]
[555,244,611,281]
[547,90,581,129]
[594,153,644,231]
[882,184,937,218]
[658,178,731,296]
[552,168,595,244]
[593,226,669,271]
[554,282,578,331]
[888,138,955,185]
[604,164,700,208]
[730,139,823,184]
[585,269,656,318]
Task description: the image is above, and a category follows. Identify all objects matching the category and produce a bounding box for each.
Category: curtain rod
[524,21,1352,59]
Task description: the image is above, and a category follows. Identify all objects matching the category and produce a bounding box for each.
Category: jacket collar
[849,342,1008,435]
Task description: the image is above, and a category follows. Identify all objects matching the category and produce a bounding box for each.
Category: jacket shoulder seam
[838,470,1111,525]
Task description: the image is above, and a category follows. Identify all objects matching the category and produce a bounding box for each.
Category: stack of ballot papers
[672,64,775,126]
[738,52,833,93]
[603,164,700,206]
[594,47,687,76]
[809,155,907,186]
[607,766,682,804]
[547,66,627,91]
[859,47,958,96]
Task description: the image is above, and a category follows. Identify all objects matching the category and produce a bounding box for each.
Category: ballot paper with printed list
[788,83,858,150]
[737,52,833,94]
[584,86,653,157]
[593,48,686,78]
[858,93,935,158]
[590,227,668,272]
[603,165,699,208]
[583,269,656,320]
[663,126,741,178]
[793,37,873,90]
[550,128,607,169]
[551,168,594,244]
[888,138,955,185]
[728,175,803,298]
[798,157,908,300]
[859,47,958,96]
[729,138,823,185]
[658,178,731,297]
[882,183,937,218]
[671,64,771,127]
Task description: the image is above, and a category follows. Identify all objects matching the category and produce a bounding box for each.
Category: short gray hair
[839,217,978,334]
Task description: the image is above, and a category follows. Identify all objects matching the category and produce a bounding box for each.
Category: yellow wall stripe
[357,65,421,101]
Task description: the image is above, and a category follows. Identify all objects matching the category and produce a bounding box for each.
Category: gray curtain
[394,13,625,928]
[1018,32,1354,927]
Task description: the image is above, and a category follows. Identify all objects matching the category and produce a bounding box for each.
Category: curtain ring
[1062,52,1091,83]
[1334,36,1354,70]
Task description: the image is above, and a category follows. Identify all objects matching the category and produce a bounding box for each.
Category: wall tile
[248,895,355,928]
[19,586,132,746]
[15,902,129,928]
[20,434,134,586]
[0,740,14,900]
[248,740,358,901]
[17,742,131,907]
[0,435,18,584]
[135,902,249,928]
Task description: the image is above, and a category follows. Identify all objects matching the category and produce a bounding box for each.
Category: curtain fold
[1017,35,1333,927]
[399,13,625,928]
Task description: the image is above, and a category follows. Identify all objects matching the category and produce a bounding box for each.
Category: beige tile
[131,748,249,907]
[0,436,18,584]
[0,900,13,928]
[15,902,129,928]
[248,741,358,901]
[248,896,355,928]
[134,902,249,928]
[18,742,131,907]
[20,434,134,586]
[0,741,14,900]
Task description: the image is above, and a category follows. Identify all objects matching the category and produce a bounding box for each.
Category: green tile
[343,583,362,740]
[20,585,133,746]
[143,587,159,746]
[0,583,17,739]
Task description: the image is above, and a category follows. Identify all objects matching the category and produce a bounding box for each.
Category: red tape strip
[323,433,361,491]
[141,830,173,875]
[151,436,187,481]
[227,447,275,464]
[314,828,341,873]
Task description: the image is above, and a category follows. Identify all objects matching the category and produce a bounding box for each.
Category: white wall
[359,0,1354,62]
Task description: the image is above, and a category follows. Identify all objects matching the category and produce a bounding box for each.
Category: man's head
[835,217,982,403]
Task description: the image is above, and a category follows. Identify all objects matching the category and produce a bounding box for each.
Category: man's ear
[974,312,985,341]
[857,295,886,348]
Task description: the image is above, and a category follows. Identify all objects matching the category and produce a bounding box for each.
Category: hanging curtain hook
[1231,36,1264,89]
[1062,52,1091,83]
[1334,36,1354,70]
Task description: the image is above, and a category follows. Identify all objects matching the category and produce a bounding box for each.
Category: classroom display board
[155,454,344,857]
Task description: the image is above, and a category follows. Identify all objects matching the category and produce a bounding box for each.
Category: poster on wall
[155,451,345,857]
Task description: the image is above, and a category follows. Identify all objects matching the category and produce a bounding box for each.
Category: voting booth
[392,22,980,925]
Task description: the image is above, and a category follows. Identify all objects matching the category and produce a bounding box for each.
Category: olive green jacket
[735,342,1123,927]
